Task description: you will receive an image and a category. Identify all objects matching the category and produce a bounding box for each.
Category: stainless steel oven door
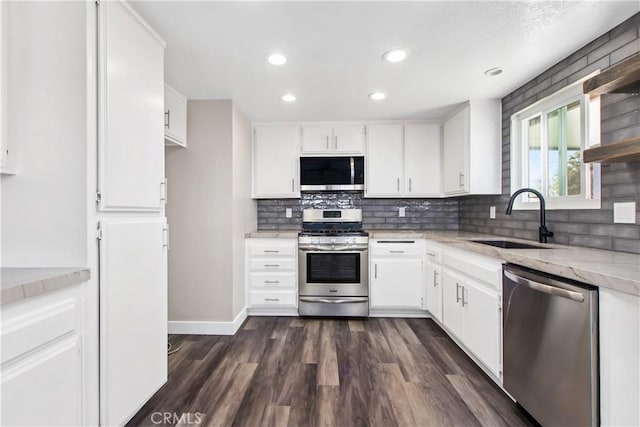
[298,247,368,297]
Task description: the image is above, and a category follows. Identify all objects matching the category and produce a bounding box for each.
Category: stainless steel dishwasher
[503,264,599,427]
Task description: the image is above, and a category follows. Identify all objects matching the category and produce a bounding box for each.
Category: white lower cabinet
[424,243,443,322]
[441,248,503,379]
[246,238,298,314]
[369,239,426,312]
[0,286,84,426]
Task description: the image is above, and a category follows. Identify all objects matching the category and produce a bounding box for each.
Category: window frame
[510,74,601,211]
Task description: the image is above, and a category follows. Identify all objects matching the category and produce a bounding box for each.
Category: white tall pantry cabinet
[97,2,168,426]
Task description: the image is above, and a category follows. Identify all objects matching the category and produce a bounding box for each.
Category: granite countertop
[245,231,300,239]
[1,268,90,305]
[371,230,640,297]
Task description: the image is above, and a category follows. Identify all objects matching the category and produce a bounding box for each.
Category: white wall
[231,104,256,317]
[166,100,234,322]
[1,1,87,267]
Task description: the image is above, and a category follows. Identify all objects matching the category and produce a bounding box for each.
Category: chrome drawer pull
[264,264,280,267]
[264,297,280,302]
[263,250,280,253]
[389,250,405,254]
[264,280,280,284]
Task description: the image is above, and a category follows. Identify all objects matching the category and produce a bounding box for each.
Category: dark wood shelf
[583,136,640,163]
[583,52,640,99]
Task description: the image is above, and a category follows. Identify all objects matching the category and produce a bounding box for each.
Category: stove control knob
[331,237,337,243]
[312,238,319,244]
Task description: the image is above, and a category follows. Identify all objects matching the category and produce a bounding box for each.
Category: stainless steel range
[298,209,369,317]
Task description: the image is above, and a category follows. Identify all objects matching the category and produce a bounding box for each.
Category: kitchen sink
[470,239,551,249]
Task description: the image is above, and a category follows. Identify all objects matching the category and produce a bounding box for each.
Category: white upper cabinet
[366,123,442,197]
[164,84,187,147]
[366,124,404,196]
[253,125,300,198]
[300,124,365,155]
[98,1,166,211]
[404,124,442,197]
[443,100,501,196]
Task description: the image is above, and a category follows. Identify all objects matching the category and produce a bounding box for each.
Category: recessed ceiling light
[268,53,287,66]
[282,94,296,102]
[369,92,387,101]
[485,67,503,77]
[382,49,408,63]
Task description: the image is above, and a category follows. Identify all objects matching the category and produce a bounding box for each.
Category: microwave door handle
[350,157,355,185]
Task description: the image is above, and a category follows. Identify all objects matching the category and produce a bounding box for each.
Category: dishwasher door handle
[504,270,585,303]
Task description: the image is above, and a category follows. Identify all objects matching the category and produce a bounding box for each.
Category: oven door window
[306,252,360,284]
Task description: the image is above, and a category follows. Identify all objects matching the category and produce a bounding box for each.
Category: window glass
[547,101,581,197]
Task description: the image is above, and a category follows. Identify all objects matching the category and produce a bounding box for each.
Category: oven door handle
[299,297,369,304]
[298,245,368,252]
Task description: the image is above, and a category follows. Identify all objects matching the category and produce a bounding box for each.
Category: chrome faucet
[506,188,554,243]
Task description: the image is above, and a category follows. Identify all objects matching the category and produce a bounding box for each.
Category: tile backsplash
[257,192,459,231]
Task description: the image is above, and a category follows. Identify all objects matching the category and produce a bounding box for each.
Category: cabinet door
[442,268,464,339]
[332,125,365,154]
[370,258,423,309]
[443,106,469,195]
[99,219,168,427]
[463,280,501,376]
[405,124,442,197]
[301,125,332,154]
[1,336,82,426]
[253,125,300,198]
[425,261,442,322]
[98,1,165,211]
[365,124,404,196]
[164,84,187,147]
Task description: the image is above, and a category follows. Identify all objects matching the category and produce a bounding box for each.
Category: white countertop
[1,268,90,305]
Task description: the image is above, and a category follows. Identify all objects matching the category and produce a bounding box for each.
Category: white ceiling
[131,1,639,122]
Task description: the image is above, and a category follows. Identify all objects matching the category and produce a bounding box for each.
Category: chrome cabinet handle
[374,263,378,279]
[334,135,338,150]
[409,178,412,192]
[427,252,437,257]
[264,280,280,284]
[397,177,400,192]
[461,286,467,306]
[433,270,438,287]
[456,283,461,303]
[264,264,280,267]
[291,178,295,192]
[165,110,170,128]
[459,172,464,189]
[264,297,280,302]
[325,135,329,150]
[263,250,279,253]
[389,250,405,254]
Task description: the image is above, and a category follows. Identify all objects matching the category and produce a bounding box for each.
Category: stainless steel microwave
[299,156,364,191]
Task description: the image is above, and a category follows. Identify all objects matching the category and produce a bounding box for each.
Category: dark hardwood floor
[127,317,537,427]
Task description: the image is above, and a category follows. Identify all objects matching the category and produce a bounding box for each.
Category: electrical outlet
[398,207,406,217]
[285,208,292,218]
[490,206,496,219]
[614,202,636,224]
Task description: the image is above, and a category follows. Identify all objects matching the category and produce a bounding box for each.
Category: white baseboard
[168,307,248,335]
[247,308,299,316]
[369,309,430,318]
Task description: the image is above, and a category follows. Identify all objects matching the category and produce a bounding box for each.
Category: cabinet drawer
[248,241,296,258]
[249,273,296,289]
[371,242,424,257]
[249,258,296,272]
[249,290,297,307]
[1,297,80,364]
[442,250,502,289]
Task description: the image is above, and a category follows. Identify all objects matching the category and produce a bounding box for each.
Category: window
[511,76,601,210]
